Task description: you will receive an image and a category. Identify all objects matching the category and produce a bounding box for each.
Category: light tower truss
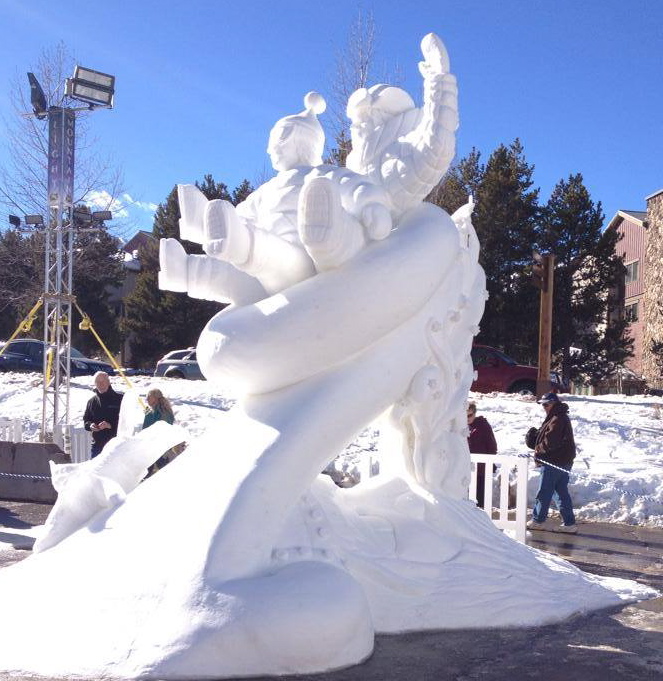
[41,107,75,440]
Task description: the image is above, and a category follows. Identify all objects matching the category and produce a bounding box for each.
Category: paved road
[1,501,662,681]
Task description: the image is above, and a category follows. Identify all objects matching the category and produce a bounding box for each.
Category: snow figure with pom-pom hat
[266,90,327,171]
[160,91,393,302]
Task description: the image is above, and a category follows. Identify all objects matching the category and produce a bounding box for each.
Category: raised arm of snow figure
[346,33,458,218]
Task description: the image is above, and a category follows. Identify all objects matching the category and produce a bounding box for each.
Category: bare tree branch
[325,10,402,166]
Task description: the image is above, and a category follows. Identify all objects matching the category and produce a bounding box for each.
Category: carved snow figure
[159,91,393,301]
[0,32,655,681]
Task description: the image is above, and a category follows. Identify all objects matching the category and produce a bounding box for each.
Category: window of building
[625,260,639,284]
[625,302,639,323]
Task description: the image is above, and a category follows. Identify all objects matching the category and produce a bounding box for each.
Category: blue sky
[0,0,661,236]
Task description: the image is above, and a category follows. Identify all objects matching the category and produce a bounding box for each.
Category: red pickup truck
[470,344,566,394]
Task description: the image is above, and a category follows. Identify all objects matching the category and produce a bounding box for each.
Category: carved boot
[203,199,252,267]
[158,238,188,292]
[298,176,366,271]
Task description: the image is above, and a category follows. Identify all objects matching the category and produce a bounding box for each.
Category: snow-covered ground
[1,371,662,527]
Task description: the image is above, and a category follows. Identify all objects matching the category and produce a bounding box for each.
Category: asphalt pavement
[1,500,662,681]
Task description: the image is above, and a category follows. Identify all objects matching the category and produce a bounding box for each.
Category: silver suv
[153,348,204,380]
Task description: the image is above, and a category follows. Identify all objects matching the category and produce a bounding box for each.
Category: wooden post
[536,254,554,397]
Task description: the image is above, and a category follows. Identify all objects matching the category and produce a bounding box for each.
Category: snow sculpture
[33,421,188,553]
[0,32,655,681]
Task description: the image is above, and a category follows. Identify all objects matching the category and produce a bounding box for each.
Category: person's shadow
[0,530,34,550]
[0,506,32,529]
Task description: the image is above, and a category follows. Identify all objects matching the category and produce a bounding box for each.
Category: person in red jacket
[467,401,497,508]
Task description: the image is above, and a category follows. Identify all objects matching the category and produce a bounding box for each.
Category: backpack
[525,427,538,450]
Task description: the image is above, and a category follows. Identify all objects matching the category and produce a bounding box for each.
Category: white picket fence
[0,417,22,443]
[53,425,92,463]
[469,453,529,543]
[0,419,91,462]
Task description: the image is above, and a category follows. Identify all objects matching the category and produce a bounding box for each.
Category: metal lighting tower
[28,67,115,440]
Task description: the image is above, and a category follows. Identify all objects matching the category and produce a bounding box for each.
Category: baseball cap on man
[537,392,559,405]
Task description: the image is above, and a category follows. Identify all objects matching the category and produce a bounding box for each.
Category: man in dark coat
[526,392,577,533]
[83,372,124,458]
[467,401,497,508]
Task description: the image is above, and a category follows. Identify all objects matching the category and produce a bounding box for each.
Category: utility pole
[532,251,555,397]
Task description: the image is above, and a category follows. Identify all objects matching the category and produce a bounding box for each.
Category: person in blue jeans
[526,392,577,534]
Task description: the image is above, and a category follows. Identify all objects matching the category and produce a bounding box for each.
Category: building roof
[121,230,155,254]
[645,188,663,202]
[606,210,646,231]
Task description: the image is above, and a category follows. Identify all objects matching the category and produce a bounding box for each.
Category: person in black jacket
[526,392,577,533]
[83,372,124,458]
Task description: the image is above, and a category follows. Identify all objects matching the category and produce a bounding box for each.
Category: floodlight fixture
[8,214,21,228]
[27,72,48,119]
[72,207,93,227]
[71,208,112,229]
[65,66,115,108]
[25,214,45,226]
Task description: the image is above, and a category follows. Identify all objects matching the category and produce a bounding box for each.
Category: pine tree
[0,229,43,339]
[232,179,253,206]
[71,227,124,355]
[468,141,540,361]
[428,148,484,215]
[539,174,632,385]
[429,142,540,363]
[0,223,122,352]
[120,239,174,363]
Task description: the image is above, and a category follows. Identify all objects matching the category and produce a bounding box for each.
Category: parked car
[118,367,153,377]
[0,338,115,376]
[471,344,566,394]
[153,348,204,380]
